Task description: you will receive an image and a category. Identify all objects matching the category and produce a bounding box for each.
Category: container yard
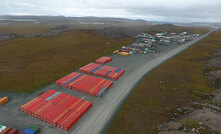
[20,89,92,132]
[95,56,112,64]
[0,31,208,134]
[55,72,113,97]
[79,63,125,80]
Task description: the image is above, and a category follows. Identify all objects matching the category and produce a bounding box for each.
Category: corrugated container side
[39,89,57,99]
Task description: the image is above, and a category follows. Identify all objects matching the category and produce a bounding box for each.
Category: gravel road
[72,31,212,134]
[0,31,212,134]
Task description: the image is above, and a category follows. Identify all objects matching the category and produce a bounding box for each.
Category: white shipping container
[0,126,6,132]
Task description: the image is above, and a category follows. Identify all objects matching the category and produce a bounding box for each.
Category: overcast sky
[0,0,221,22]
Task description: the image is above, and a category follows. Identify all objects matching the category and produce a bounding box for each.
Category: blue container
[105,71,111,78]
[109,67,114,71]
[91,65,104,73]
[46,91,60,101]
[98,87,107,98]
[115,68,122,73]
[23,128,36,134]
[64,73,83,85]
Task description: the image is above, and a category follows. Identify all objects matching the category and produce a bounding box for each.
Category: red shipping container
[50,93,66,105]
[57,111,81,131]
[2,127,11,134]
[8,129,18,134]
[53,108,70,125]
[39,89,57,99]
[24,98,45,114]
[20,97,41,111]
[30,101,48,117]
[48,107,65,126]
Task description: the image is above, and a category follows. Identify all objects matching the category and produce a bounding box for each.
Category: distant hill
[0,15,149,24]
[0,15,210,39]
[1,15,220,27]
[191,22,221,27]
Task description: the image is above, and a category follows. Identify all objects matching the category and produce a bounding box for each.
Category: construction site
[0,29,209,134]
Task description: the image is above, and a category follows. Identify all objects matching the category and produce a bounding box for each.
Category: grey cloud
[0,0,221,22]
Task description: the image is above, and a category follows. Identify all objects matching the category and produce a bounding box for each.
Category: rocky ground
[0,24,144,41]
[0,22,200,42]
[0,25,74,41]
[157,48,221,134]
[95,25,147,38]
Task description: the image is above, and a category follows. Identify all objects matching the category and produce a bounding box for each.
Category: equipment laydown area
[0,31,211,134]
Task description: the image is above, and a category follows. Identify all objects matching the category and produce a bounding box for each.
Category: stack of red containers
[95,56,112,64]
[20,89,92,132]
[78,63,100,74]
[55,72,113,97]
[79,63,125,80]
